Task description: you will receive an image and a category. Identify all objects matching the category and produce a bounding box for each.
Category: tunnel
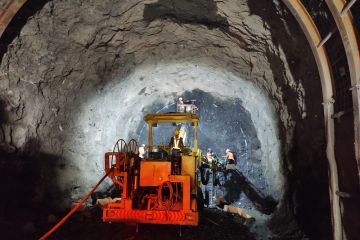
[0,0,359,240]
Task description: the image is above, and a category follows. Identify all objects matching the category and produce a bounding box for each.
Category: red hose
[39,168,113,240]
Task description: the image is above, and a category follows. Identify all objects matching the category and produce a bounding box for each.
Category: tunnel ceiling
[0,0,330,238]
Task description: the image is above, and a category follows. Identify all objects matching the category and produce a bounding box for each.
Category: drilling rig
[102,113,201,226]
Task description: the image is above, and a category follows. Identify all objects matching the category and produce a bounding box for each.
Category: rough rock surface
[0,0,330,239]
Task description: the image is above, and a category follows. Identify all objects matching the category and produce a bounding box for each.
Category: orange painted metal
[102,172,198,225]
[169,175,191,211]
[103,208,198,226]
[103,117,199,226]
[104,152,129,198]
[139,161,171,187]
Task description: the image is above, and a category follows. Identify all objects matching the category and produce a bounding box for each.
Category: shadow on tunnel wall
[143,0,251,50]
[143,0,229,29]
[246,1,332,239]
[0,139,64,239]
[0,98,63,239]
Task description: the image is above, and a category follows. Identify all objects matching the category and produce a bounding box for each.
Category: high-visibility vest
[173,137,181,149]
[139,147,145,158]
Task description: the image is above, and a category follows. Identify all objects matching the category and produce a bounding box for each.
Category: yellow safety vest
[173,137,181,149]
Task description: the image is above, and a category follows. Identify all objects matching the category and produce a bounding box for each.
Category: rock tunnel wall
[0,0,331,238]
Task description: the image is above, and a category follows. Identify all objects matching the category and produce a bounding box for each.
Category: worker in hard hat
[169,129,184,150]
[189,100,198,114]
[169,129,184,174]
[206,148,215,163]
[177,97,186,112]
[190,104,198,114]
[225,148,237,170]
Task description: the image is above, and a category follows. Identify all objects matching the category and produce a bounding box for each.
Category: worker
[225,149,236,164]
[190,104,198,114]
[225,148,237,170]
[138,144,146,158]
[169,129,184,174]
[169,129,184,150]
[206,148,215,163]
[177,97,185,112]
[190,100,198,114]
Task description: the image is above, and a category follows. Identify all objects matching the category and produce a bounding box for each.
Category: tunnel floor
[14,207,305,240]
[39,208,254,240]
[50,208,255,240]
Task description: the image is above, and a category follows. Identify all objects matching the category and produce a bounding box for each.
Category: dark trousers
[171,149,181,174]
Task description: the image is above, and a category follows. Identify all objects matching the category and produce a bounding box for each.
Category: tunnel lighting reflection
[67,62,282,206]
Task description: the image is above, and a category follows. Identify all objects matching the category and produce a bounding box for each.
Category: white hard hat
[179,97,183,101]
[142,144,145,147]
[226,149,230,153]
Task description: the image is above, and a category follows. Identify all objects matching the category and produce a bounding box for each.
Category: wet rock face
[137,90,268,196]
[69,62,282,205]
[0,0,329,237]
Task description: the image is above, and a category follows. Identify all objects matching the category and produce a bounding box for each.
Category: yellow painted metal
[139,161,171,187]
[181,155,196,192]
[144,113,199,124]
[325,0,360,182]
[148,121,153,151]
[193,121,198,152]
[144,113,200,153]
[281,1,342,239]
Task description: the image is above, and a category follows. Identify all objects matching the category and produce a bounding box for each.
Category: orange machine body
[102,113,200,226]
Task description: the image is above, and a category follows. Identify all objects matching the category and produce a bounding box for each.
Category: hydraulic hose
[39,168,114,240]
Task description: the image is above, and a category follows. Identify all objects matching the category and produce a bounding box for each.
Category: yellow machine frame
[144,113,199,152]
